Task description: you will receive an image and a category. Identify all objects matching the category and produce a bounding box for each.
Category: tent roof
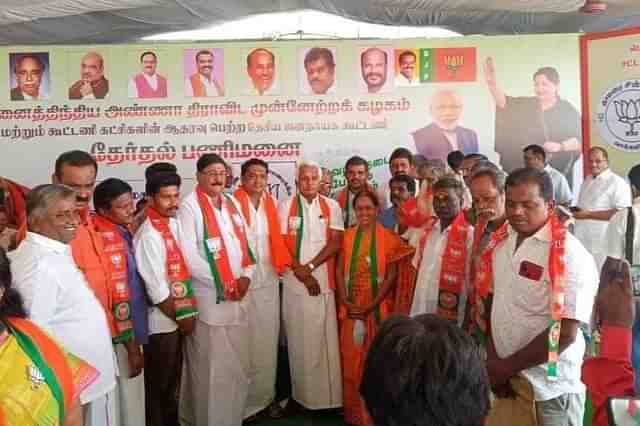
[1,1,640,44]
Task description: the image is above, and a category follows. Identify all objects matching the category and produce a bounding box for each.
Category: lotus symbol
[614,99,640,136]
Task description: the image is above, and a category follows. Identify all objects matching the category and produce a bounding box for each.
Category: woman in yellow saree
[336,191,414,426]
[0,248,98,426]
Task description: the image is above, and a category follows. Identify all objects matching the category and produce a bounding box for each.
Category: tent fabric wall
[0,1,639,44]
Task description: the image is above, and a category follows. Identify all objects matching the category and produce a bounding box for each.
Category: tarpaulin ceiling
[1,0,639,44]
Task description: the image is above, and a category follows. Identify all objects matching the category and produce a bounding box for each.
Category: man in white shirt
[233,159,292,419]
[177,154,255,426]
[377,147,419,209]
[134,172,196,426]
[523,144,572,206]
[184,50,223,97]
[128,51,168,99]
[279,159,343,411]
[574,146,631,270]
[394,50,420,86]
[11,54,48,100]
[410,177,473,325]
[488,168,598,425]
[9,184,117,426]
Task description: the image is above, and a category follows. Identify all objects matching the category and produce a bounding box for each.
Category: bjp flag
[434,47,476,82]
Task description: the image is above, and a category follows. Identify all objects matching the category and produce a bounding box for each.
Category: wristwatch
[308,262,316,271]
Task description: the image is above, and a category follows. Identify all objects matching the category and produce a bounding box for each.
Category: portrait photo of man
[9,53,49,101]
[394,49,420,87]
[68,51,109,100]
[128,51,168,99]
[300,47,336,95]
[184,48,224,97]
[410,88,479,162]
[359,47,393,94]
[246,48,278,96]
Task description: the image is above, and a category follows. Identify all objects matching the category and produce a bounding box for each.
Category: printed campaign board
[0,34,582,201]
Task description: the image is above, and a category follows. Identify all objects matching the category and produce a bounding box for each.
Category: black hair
[389,148,414,166]
[352,190,380,209]
[447,150,465,171]
[145,162,177,181]
[505,167,554,202]
[93,178,132,212]
[629,164,640,191]
[389,174,416,195]
[55,150,97,178]
[196,153,227,173]
[140,51,157,62]
[523,144,546,162]
[145,173,181,197]
[463,153,488,162]
[361,48,388,67]
[361,314,490,426]
[533,67,560,85]
[433,176,464,200]
[0,248,27,319]
[304,48,335,69]
[195,49,213,63]
[345,155,369,172]
[398,50,417,62]
[241,158,269,177]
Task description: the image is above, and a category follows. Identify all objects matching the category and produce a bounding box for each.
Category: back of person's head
[628,164,640,193]
[447,150,465,172]
[361,314,490,426]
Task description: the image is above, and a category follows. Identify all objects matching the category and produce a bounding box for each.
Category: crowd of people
[0,143,637,426]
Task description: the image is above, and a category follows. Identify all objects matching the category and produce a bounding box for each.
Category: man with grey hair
[278,159,344,411]
[411,88,479,162]
[9,184,117,426]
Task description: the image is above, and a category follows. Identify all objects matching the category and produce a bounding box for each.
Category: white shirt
[335,188,358,228]
[575,169,631,265]
[544,165,572,205]
[491,223,598,401]
[128,73,159,98]
[134,217,180,335]
[176,191,256,326]
[394,73,420,87]
[245,81,279,96]
[244,193,278,287]
[605,197,640,263]
[184,74,221,97]
[9,232,117,403]
[410,221,474,325]
[278,194,344,294]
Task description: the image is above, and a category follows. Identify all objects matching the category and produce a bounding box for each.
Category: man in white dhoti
[279,159,343,411]
[233,158,292,419]
[176,153,256,426]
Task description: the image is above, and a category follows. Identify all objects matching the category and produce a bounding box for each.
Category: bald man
[410,89,479,162]
[360,47,390,94]
[246,48,278,95]
[69,51,109,99]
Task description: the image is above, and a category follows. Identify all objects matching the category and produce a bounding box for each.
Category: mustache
[365,72,383,79]
[76,195,90,203]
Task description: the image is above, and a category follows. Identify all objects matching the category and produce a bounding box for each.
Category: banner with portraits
[582,27,640,179]
[0,34,582,201]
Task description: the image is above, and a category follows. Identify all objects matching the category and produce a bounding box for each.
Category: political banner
[0,34,582,201]
[581,27,640,178]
